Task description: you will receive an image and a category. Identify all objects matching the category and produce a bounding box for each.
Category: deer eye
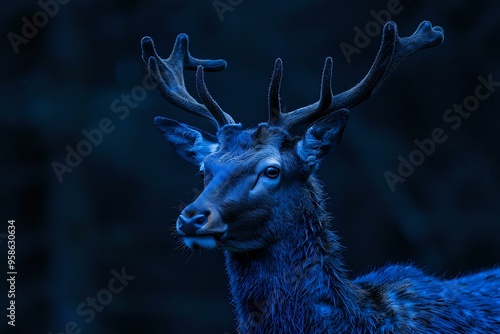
[264,166,280,178]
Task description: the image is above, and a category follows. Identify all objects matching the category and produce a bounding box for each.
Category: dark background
[1,0,499,333]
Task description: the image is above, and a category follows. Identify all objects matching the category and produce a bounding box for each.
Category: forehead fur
[216,123,293,153]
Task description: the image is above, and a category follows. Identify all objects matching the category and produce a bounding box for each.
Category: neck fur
[224,178,363,333]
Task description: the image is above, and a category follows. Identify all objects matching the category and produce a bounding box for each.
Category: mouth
[182,233,225,250]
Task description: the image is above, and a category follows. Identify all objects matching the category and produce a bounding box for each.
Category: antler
[141,34,235,129]
[268,21,445,129]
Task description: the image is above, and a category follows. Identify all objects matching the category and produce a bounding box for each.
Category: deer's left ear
[154,116,218,166]
[296,109,349,169]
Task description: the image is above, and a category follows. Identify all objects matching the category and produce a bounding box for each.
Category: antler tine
[277,21,444,129]
[141,34,234,128]
[196,66,235,125]
[270,57,334,127]
[268,58,283,123]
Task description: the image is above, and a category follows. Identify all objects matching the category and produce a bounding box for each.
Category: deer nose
[177,212,209,236]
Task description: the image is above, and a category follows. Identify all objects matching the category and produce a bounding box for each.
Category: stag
[141,21,500,333]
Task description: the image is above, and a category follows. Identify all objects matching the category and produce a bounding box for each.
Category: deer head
[142,21,444,252]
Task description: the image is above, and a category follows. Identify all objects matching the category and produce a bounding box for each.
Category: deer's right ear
[296,109,349,170]
[154,116,218,166]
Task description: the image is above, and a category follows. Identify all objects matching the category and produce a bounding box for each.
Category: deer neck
[224,183,363,332]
